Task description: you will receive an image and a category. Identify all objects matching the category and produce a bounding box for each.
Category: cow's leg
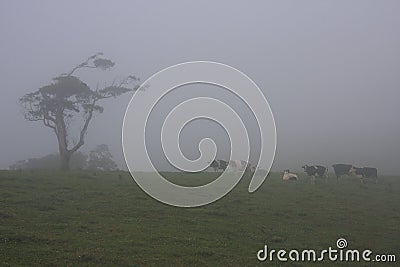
[311,175,316,184]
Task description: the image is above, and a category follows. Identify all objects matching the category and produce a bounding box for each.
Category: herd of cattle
[209,160,378,184]
[299,164,378,183]
[209,160,251,173]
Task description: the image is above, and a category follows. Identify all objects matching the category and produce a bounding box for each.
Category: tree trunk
[56,116,71,171]
[60,152,71,171]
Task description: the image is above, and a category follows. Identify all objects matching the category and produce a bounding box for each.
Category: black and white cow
[209,160,228,172]
[302,165,328,183]
[350,166,378,183]
[332,164,353,179]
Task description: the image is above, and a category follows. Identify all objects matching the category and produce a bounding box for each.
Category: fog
[1,0,399,174]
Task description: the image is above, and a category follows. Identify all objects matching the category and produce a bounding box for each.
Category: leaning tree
[20,53,141,170]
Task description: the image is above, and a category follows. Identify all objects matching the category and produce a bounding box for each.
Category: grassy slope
[0,170,399,266]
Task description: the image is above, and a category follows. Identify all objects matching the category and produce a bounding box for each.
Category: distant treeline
[9,144,118,171]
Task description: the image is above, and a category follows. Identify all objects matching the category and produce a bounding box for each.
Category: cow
[302,165,328,183]
[350,166,378,183]
[282,170,298,181]
[332,164,353,179]
[229,160,251,173]
[209,160,228,172]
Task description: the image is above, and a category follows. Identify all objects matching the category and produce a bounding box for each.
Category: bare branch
[64,52,111,76]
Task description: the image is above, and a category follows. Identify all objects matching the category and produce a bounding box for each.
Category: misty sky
[0,1,399,174]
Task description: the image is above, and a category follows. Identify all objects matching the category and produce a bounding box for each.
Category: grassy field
[0,170,399,266]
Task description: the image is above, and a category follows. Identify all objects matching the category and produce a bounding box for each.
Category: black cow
[332,164,353,179]
[302,165,328,183]
[350,166,378,183]
[210,160,228,172]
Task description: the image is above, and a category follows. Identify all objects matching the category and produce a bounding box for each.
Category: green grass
[0,170,399,266]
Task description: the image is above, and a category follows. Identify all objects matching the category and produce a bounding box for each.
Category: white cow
[229,160,251,173]
[282,170,298,181]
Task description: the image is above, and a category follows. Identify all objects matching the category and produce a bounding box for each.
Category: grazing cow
[302,165,328,183]
[209,160,228,172]
[350,166,378,183]
[332,164,353,179]
[282,170,298,181]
